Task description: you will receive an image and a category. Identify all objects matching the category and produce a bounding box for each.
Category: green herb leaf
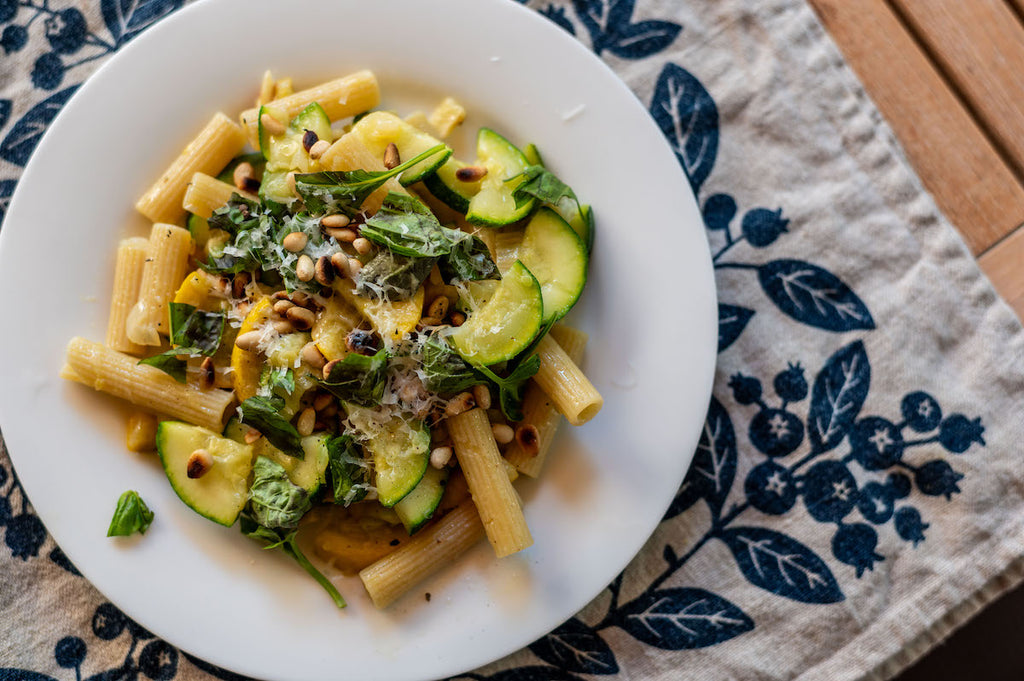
[168,303,224,355]
[138,352,189,383]
[207,193,262,235]
[475,354,541,421]
[247,456,311,530]
[509,165,580,211]
[356,250,438,302]
[422,336,480,394]
[239,396,303,456]
[258,367,295,400]
[294,144,448,216]
[317,348,389,406]
[326,435,369,505]
[360,193,451,257]
[440,233,499,282]
[107,490,154,537]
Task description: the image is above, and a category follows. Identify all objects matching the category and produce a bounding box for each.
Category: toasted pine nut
[286,171,297,194]
[296,254,315,282]
[449,311,466,326]
[234,330,261,351]
[455,166,487,182]
[427,296,450,320]
[347,257,362,277]
[301,129,319,152]
[515,424,540,457]
[430,446,453,469]
[297,407,316,437]
[243,428,262,444]
[198,357,215,391]
[383,142,401,169]
[231,272,250,299]
[313,393,333,411]
[445,392,476,416]
[289,291,312,308]
[260,112,286,136]
[315,255,335,286]
[273,299,294,315]
[352,237,372,255]
[491,424,515,445]
[323,359,340,380]
[309,139,331,160]
[321,213,350,229]
[301,342,326,369]
[473,384,492,410]
[324,226,357,242]
[331,252,351,278]
[286,305,315,330]
[273,319,295,334]
[233,162,257,192]
[283,231,308,252]
[187,449,213,479]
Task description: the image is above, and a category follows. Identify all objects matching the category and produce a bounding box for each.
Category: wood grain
[979,225,1024,319]
[891,0,1024,178]
[809,0,1024,255]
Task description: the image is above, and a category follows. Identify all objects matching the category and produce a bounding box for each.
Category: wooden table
[809,1,1024,677]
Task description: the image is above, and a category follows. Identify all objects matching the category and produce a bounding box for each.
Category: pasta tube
[126,224,192,346]
[359,499,483,608]
[105,237,149,355]
[506,325,588,476]
[238,71,380,147]
[533,333,603,426]
[182,172,256,218]
[428,97,466,139]
[136,112,246,224]
[62,337,235,432]
[448,408,532,558]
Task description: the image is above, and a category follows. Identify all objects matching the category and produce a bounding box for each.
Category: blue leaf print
[649,64,718,195]
[571,0,681,59]
[183,654,259,681]
[0,179,17,227]
[0,100,11,130]
[757,260,875,332]
[469,667,586,681]
[616,588,753,649]
[664,396,736,519]
[0,671,61,681]
[718,304,754,352]
[101,0,182,47]
[539,5,576,34]
[718,527,844,603]
[808,340,870,454]
[0,86,78,167]
[529,617,618,674]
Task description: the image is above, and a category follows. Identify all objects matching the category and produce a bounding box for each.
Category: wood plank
[809,0,1024,255]
[979,227,1024,321]
[891,0,1024,178]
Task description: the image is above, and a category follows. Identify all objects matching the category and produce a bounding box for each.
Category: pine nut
[283,231,308,252]
[418,317,442,328]
[296,254,315,282]
[231,272,250,299]
[198,357,215,391]
[301,342,326,369]
[383,142,401,169]
[445,392,476,416]
[331,252,351,278]
[187,449,213,479]
[352,237,372,255]
[309,139,331,160]
[260,112,286,136]
[455,166,487,182]
[491,424,514,445]
[430,446,453,469]
[324,226,357,242]
[347,257,362,277]
[515,424,540,457]
[286,305,315,330]
[315,255,335,286]
[289,291,312,308]
[321,213,350,229]
[233,162,257,192]
[323,359,340,380]
[273,319,295,334]
[313,393,333,411]
[427,295,449,320]
[297,407,316,437]
[320,403,338,418]
[243,428,262,444]
[234,330,262,351]
[473,384,492,410]
[286,172,297,194]
[450,311,466,326]
[273,299,294,315]
[301,129,318,152]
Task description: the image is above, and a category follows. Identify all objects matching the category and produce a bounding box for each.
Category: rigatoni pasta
[105,237,149,355]
[182,172,256,218]
[125,224,192,346]
[533,333,603,426]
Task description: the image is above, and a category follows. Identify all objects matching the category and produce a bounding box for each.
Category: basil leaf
[326,435,369,505]
[422,336,480,394]
[258,367,295,400]
[510,164,580,211]
[318,348,389,406]
[239,396,303,456]
[138,352,189,383]
[294,144,448,216]
[207,193,262,235]
[475,354,541,421]
[168,303,224,356]
[247,456,311,530]
[361,193,451,257]
[356,251,437,302]
[107,490,154,537]
[440,233,500,282]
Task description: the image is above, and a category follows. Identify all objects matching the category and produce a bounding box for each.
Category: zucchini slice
[450,260,543,365]
[344,405,430,507]
[393,465,448,534]
[516,207,588,323]
[422,157,481,213]
[157,422,254,527]
[466,128,534,226]
[223,419,330,495]
[350,111,452,185]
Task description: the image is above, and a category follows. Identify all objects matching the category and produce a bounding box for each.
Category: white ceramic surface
[0,0,717,679]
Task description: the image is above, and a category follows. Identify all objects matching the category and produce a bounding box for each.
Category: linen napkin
[3,1,1024,680]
